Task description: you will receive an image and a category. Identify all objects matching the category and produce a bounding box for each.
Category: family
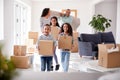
[36,8,80,72]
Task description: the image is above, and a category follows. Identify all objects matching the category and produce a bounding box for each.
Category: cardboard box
[27,45,35,54]
[98,44,120,68]
[28,32,38,44]
[11,56,30,69]
[38,40,54,56]
[25,39,35,53]
[58,36,72,49]
[28,32,38,39]
[71,40,78,53]
[51,27,60,40]
[33,38,38,44]
[73,32,79,40]
[14,45,26,56]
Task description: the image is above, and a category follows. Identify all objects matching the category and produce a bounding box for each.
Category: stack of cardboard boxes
[11,45,30,69]
[27,32,39,54]
[11,32,39,69]
[28,32,38,44]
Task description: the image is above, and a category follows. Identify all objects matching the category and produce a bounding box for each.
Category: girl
[50,16,60,71]
[59,23,73,72]
[40,8,61,32]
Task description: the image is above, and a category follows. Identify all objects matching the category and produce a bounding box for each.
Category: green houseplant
[0,44,18,80]
[89,14,112,32]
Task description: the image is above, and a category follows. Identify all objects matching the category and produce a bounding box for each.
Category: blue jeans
[41,56,53,71]
[60,51,70,72]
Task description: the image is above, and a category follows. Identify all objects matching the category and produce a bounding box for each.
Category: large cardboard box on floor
[14,45,26,56]
[28,32,38,44]
[98,44,120,68]
[11,56,30,69]
[58,36,72,50]
[51,27,60,40]
[38,40,54,56]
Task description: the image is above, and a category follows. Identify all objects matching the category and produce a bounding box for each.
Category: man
[59,9,73,26]
[51,9,80,31]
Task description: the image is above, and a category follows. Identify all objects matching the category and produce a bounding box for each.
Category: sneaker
[55,64,60,71]
[51,66,53,71]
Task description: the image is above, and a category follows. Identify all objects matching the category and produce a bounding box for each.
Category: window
[14,1,31,45]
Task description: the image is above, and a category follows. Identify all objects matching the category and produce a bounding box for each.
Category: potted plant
[89,14,112,32]
[0,44,18,80]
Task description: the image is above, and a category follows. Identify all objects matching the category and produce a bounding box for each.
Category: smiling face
[63,24,69,33]
[51,18,57,26]
[65,9,71,17]
[43,25,51,36]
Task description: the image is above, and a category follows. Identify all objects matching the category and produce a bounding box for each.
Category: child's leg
[53,47,60,70]
[60,51,66,71]
[64,52,70,72]
[46,56,53,71]
[53,47,58,64]
[41,56,46,71]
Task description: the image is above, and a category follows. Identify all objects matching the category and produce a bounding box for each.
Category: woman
[40,8,51,32]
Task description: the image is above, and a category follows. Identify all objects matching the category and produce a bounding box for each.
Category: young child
[36,24,55,71]
[50,16,60,71]
[58,23,73,72]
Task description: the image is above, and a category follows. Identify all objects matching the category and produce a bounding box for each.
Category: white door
[14,1,30,45]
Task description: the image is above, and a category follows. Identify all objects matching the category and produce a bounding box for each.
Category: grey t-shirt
[40,17,51,30]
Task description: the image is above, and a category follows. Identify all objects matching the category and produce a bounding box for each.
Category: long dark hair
[50,16,60,27]
[41,8,50,17]
[61,23,73,36]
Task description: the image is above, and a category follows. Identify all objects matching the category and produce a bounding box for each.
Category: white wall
[3,0,31,57]
[3,0,14,57]
[0,0,4,40]
[31,1,95,35]
[20,0,32,6]
[116,0,120,43]
[95,0,117,39]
